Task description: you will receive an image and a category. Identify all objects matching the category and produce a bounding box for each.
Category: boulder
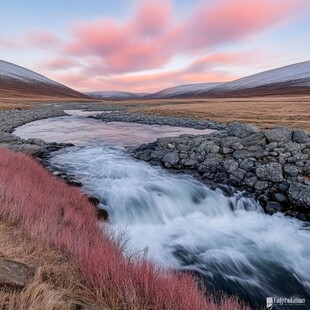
[265,201,283,214]
[162,152,179,166]
[223,159,239,173]
[97,208,109,221]
[265,127,292,143]
[292,130,310,143]
[256,163,284,182]
[0,132,20,143]
[288,182,310,208]
[227,122,258,138]
[0,258,35,289]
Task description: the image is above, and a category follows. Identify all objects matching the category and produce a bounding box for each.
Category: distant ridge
[86,90,145,100]
[0,59,89,99]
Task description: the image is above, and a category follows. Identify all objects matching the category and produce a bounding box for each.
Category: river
[14,110,310,309]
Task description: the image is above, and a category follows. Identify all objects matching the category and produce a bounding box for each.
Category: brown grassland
[129,95,310,133]
[1,95,309,132]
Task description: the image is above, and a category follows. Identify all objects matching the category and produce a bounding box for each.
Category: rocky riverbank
[0,107,67,133]
[0,107,74,156]
[134,122,310,221]
[2,105,309,221]
[91,111,225,130]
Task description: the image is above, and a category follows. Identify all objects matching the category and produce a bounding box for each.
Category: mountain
[86,91,147,100]
[86,61,310,99]
[147,82,223,99]
[0,59,89,99]
[201,60,310,97]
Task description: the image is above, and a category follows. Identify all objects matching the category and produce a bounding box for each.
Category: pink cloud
[163,0,307,53]
[39,0,307,92]
[42,58,80,71]
[24,30,61,48]
[63,0,173,74]
[133,0,172,37]
[61,0,305,77]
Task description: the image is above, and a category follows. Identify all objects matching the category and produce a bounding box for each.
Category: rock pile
[91,111,225,130]
[0,132,71,156]
[135,123,310,221]
[0,108,66,133]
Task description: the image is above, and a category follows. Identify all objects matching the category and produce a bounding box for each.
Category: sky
[0,0,309,93]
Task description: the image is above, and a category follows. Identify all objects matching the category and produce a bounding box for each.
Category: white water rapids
[14,110,310,308]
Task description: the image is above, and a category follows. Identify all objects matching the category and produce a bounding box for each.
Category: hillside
[88,61,310,99]
[0,60,89,100]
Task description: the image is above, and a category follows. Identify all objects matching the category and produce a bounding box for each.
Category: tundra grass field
[1,95,310,132]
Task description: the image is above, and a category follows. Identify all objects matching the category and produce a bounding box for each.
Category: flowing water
[14,110,310,309]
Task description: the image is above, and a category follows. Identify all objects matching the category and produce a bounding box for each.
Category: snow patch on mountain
[214,60,310,92]
[152,82,223,98]
[0,59,59,85]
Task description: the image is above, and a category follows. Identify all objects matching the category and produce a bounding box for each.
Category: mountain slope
[148,82,223,99]
[0,60,89,99]
[202,60,310,97]
[142,60,310,99]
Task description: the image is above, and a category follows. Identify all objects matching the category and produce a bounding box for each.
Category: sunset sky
[1,0,309,93]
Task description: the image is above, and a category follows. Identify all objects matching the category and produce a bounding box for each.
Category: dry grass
[0,222,106,309]
[0,98,97,111]
[130,95,310,132]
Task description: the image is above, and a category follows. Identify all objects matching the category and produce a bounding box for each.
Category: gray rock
[184,158,198,167]
[303,162,310,174]
[150,150,166,160]
[239,158,255,171]
[0,132,20,142]
[231,142,243,150]
[199,141,220,154]
[273,193,286,203]
[221,136,241,148]
[265,201,283,214]
[227,122,258,138]
[265,127,292,143]
[241,132,266,147]
[0,257,35,289]
[255,181,270,191]
[162,152,179,166]
[266,142,278,150]
[223,159,239,173]
[288,182,310,208]
[284,164,299,177]
[256,163,284,182]
[292,130,310,143]
[287,153,308,163]
[278,182,290,192]
[222,147,234,154]
[177,144,191,152]
[233,150,254,160]
[283,142,301,153]
[244,176,258,188]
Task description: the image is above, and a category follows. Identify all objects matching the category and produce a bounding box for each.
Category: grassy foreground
[0,148,249,309]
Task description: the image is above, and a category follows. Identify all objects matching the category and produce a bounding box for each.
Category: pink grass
[0,148,249,309]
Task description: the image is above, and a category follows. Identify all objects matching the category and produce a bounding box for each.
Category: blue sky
[0,0,309,92]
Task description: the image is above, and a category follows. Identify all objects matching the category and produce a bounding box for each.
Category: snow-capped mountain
[202,60,310,97]
[0,59,88,99]
[148,82,223,98]
[86,91,146,100]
